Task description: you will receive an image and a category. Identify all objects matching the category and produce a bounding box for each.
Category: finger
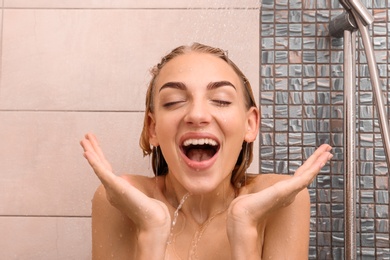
[83,149,115,186]
[301,144,331,169]
[294,151,333,185]
[83,149,144,213]
[80,138,101,163]
[231,146,333,221]
[85,133,106,159]
[295,144,332,176]
[81,136,115,184]
[84,133,112,171]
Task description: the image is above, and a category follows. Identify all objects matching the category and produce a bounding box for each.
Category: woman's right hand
[80,133,171,247]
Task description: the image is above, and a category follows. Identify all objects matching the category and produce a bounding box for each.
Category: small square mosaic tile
[260,0,390,258]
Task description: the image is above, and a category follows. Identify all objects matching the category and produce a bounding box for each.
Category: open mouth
[181,138,220,162]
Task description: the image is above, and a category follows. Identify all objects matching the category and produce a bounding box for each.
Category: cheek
[216,109,247,136]
[154,115,179,141]
[155,121,169,139]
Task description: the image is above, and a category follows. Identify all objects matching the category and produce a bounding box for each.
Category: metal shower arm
[339,0,374,26]
[330,1,390,259]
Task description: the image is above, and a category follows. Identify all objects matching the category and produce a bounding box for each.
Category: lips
[179,134,220,169]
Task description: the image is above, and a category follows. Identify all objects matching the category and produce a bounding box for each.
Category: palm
[80,133,171,231]
[228,144,332,226]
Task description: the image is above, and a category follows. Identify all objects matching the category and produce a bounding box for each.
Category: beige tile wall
[0,1,260,258]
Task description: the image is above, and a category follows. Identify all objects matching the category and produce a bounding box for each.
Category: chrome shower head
[329,12,357,38]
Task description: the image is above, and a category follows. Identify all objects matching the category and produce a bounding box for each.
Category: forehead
[155,52,242,88]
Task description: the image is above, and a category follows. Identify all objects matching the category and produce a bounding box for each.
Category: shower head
[329,12,357,38]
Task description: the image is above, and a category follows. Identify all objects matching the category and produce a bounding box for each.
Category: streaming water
[167,192,191,245]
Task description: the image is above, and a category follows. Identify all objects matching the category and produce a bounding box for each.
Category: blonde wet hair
[139,42,257,187]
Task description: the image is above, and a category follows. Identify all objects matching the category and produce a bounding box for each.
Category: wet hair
[139,42,257,187]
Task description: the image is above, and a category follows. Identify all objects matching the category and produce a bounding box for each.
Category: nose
[183,99,212,126]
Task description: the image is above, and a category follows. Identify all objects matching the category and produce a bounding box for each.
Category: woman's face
[148,52,258,194]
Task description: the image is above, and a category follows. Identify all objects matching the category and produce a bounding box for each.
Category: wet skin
[80,52,333,259]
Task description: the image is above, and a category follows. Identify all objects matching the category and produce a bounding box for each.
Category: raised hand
[80,133,171,258]
[227,144,333,259]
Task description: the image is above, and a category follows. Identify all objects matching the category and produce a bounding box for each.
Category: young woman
[80,43,333,259]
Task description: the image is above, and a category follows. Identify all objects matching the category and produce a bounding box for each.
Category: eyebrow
[159,82,186,92]
[159,81,236,92]
[207,81,236,91]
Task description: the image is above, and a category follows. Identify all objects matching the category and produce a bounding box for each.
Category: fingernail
[328,154,333,160]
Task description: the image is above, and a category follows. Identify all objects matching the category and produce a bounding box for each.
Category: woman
[80,43,333,259]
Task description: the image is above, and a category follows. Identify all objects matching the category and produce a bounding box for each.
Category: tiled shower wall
[0,1,259,258]
[1,0,388,258]
[260,0,389,258]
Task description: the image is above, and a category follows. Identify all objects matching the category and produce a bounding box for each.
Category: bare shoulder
[243,173,293,193]
[242,173,311,215]
[92,174,154,204]
[120,173,162,195]
[92,185,136,259]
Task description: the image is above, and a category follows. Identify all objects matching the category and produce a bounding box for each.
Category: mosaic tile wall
[260,0,390,258]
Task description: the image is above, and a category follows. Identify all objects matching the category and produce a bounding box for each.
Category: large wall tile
[0,2,260,259]
[0,216,91,259]
[0,9,259,111]
[4,0,260,8]
[0,110,259,216]
[0,111,151,216]
[0,5,2,64]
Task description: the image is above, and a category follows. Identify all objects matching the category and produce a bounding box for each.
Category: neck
[163,174,236,225]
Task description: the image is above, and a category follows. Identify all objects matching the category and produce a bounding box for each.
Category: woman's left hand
[226,143,333,259]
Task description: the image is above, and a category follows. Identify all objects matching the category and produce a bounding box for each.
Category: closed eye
[212,100,232,107]
[163,100,186,108]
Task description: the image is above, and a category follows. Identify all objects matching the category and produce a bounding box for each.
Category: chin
[181,174,231,195]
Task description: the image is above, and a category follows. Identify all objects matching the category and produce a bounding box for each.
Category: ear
[148,112,159,147]
[244,107,260,143]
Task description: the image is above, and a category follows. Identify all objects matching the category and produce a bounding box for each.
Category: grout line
[0,215,91,218]
[1,7,261,11]
[0,109,145,113]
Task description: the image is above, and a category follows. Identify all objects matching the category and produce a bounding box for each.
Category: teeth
[183,138,218,147]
